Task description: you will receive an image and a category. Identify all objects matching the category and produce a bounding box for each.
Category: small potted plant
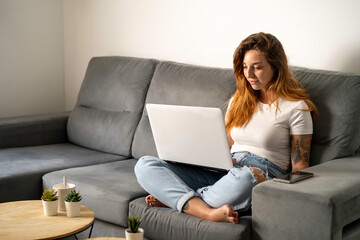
[64,190,82,217]
[41,189,58,216]
[125,214,144,240]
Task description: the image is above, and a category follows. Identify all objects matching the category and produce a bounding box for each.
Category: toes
[145,195,152,204]
[228,215,238,224]
[223,205,239,224]
[233,213,239,224]
[231,210,239,224]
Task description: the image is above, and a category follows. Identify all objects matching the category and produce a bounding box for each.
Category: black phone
[273,171,314,184]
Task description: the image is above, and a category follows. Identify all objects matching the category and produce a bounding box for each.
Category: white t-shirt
[228,98,313,171]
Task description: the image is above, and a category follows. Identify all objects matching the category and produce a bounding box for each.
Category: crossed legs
[141,161,266,224]
[145,194,239,223]
[184,167,265,224]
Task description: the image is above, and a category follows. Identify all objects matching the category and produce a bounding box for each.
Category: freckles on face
[242,50,274,91]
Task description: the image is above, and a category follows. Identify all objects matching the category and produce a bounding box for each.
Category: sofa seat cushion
[42,159,147,227]
[0,143,124,203]
[67,56,158,156]
[129,197,251,240]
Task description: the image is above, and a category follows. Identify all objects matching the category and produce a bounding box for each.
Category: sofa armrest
[252,154,360,240]
[0,111,70,149]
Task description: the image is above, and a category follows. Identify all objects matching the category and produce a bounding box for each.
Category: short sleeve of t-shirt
[289,101,313,135]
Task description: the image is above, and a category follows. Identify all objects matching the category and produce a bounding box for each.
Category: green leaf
[127,214,143,233]
[41,189,58,201]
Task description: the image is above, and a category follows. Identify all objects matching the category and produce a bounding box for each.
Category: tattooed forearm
[291,134,312,171]
[300,135,312,151]
[303,151,310,165]
[291,139,302,164]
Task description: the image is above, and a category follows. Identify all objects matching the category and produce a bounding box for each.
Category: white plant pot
[53,183,75,211]
[125,228,144,240]
[42,200,58,216]
[65,201,81,217]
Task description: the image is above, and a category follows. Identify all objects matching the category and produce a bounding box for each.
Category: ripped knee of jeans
[249,167,266,183]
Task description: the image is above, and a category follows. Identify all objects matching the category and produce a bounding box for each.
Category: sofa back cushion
[291,66,360,165]
[67,56,158,156]
[132,61,237,159]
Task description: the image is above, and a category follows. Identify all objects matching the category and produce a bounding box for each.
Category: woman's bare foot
[206,205,239,224]
[183,197,239,224]
[145,195,168,208]
[145,196,238,224]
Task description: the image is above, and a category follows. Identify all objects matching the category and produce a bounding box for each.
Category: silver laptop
[146,104,233,170]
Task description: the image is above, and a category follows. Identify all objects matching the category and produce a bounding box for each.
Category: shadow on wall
[339,47,360,75]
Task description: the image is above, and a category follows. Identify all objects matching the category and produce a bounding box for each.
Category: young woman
[135,32,317,224]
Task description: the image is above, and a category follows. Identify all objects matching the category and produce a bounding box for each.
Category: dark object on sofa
[1,56,359,240]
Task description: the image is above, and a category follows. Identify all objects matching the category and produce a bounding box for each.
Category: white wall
[0,0,64,118]
[3,0,358,115]
[63,0,360,111]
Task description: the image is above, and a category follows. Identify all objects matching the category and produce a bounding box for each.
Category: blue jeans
[134,152,287,213]
[231,151,287,179]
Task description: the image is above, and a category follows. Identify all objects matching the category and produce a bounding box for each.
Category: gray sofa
[0,56,359,240]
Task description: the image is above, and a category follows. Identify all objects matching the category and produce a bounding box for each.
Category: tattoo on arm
[303,151,310,165]
[300,135,311,151]
[291,139,302,164]
[291,135,312,170]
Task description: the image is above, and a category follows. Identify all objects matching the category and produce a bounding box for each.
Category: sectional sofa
[1,56,359,240]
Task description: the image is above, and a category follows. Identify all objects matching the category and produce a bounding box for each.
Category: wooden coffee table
[0,200,95,240]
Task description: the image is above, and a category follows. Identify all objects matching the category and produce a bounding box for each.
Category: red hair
[226,32,317,132]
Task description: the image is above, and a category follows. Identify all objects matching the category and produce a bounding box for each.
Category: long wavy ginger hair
[225,32,317,133]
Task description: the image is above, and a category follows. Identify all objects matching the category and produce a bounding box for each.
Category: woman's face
[242,50,274,92]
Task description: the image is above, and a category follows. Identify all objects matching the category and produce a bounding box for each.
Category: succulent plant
[127,214,143,233]
[41,189,58,201]
[65,190,82,202]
